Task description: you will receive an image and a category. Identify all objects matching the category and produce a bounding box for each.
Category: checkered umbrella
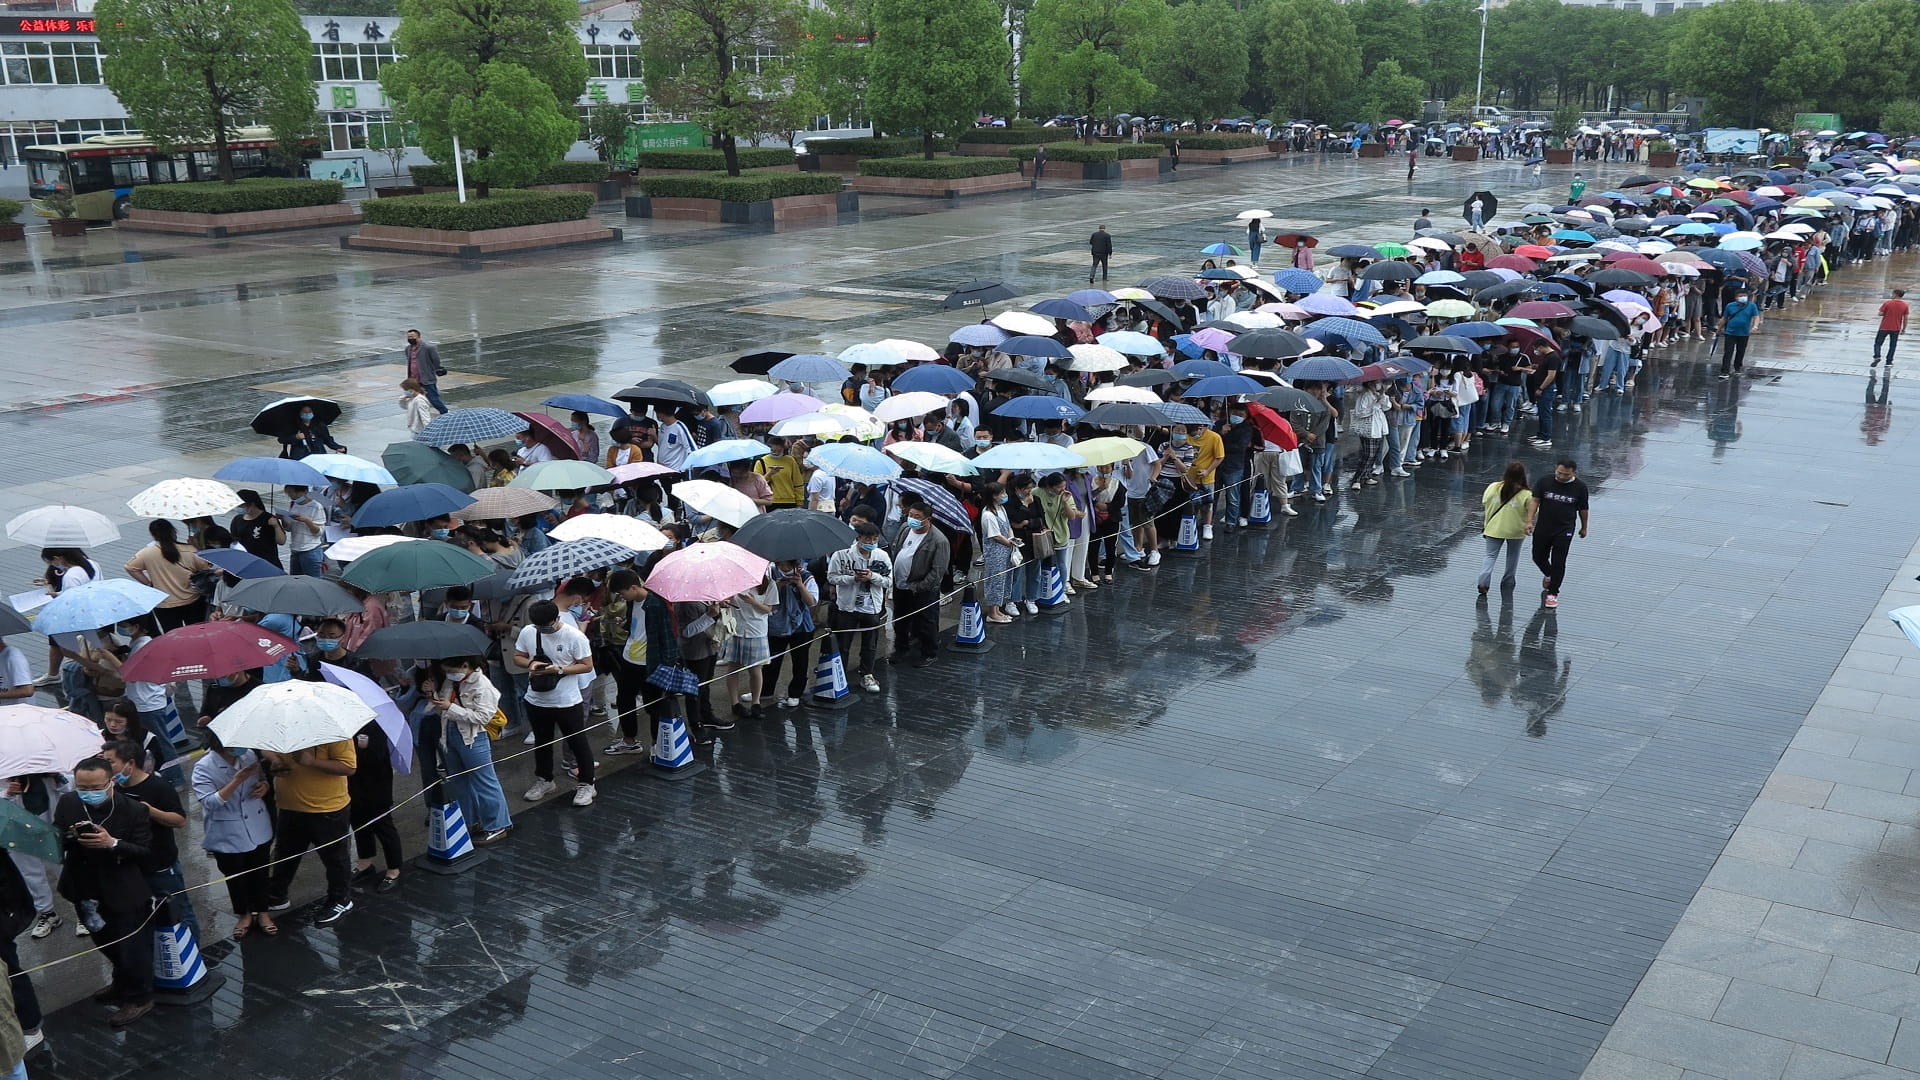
[413,408,529,446]
[1272,269,1324,295]
[1139,276,1208,301]
[464,486,558,520]
[507,536,642,588]
[1152,401,1211,425]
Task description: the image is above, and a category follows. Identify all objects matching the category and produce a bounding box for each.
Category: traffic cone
[807,642,853,710]
[1173,505,1202,553]
[952,585,993,652]
[158,700,188,747]
[1248,480,1272,525]
[1036,563,1069,613]
[414,799,489,875]
[650,713,705,780]
[152,919,224,1005]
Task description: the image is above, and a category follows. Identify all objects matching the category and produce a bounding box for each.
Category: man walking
[1413,208,1433,233]
[1874,287,1909,367]
[1718,289,1761,378]
[1088,224,1113,283]
[404,329,448,415]
[263,736,357,927]
[1525,459,1589,610]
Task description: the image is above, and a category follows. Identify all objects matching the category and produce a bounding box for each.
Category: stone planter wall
[342,218,621,258]
[851,172,1033,199]
[1450,145,1481,162]
[120,202,361,238]
[48,218,90,236]
[633,163,799,177]
[1545,148,1576,164]
[1646,151,1679,168]
[0,223,23,241]
[627,190,858,224]
[1118,156,1170,180]
[1182,144,1276,165]
[1357,143,1387,159]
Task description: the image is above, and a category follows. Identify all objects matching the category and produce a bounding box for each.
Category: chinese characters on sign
[322,19,340,41]
[7,17,97,33]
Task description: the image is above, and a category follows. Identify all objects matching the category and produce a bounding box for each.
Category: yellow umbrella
[1071,437,1150,466]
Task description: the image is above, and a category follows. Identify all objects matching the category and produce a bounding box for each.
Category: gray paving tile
[1602,1003,1796,1079]
[1714,982,1900,1062]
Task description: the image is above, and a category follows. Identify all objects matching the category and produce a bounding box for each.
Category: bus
[21,127,308,221]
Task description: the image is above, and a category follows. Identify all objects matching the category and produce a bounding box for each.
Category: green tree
[1237,0,1276,116]
[1825,0,1920,129]
[585,107,633,164]
[94,0,316,182]
[1351,0,1425,77]
[1020,0,1171,120]
[640,0,806,175]
[869,0,1011,157]
[799,0,876,128]
[381,0,587,195]
[1149,0,1248,124]
[1880,100,1920,137]
[1669,0,1842,127]
[1351,58,1424,125]
[1262,0,1359,121]
[1421,0,1481,102]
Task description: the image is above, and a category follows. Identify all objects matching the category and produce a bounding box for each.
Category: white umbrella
[300,453,397,485]
[871,392,951,425]
[706,379,780,407]
[1096,330,1165,356]
[770,412,855,438]
[1067,344,1129,372]
[874,339,940,362]
[808,442,902,484]
[1362,300,1428,318]
[1236,209,1273,221]
[838,342,909,368]
[989,311,1055,337]
[820,404,885,441]
[1221,312,1283,330]
[548,514,671,552]
[1086,385,1163,404]
[884,442,978,475]
[671,480,761,528]
[209,680,375,754]
[6,505,119,548]
[127,478,242,519]
[0,704,109,776]
[326,534,412,563]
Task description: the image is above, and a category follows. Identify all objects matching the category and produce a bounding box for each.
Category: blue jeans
[1489,384,1520,427]
[443,729,512,833]
[423,383,449,414]
[1218,467,1246,522]
[289,546,324,577]
[1599,349,1630,389]
[1249,239,1262,265]
[1118,503,1144,561]
[1477,536,1524,589]
[1011,558,1040,602]
[1535,383,1558,441]
[5,1059,24,1080]
[1563,358,1587,404]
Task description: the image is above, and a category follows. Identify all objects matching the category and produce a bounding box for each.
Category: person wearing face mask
[300,618,355,678]
[513,430,554,468]
[756,438,804,510]
[887,500,950,670]
[190,728,277,938]
[279,485,326,577]
[976,482,1017,623]
[52,757,155,1026]
[430,656,512,845]
[99,741,197,944]
[568,411,600,464]
[403,328,448,413]
[968,429,995,459]
[826,522,893,693]
[277,407,346,461]
[513,600,599,807]
[1718,288,1761,379]
[345,709,401,896]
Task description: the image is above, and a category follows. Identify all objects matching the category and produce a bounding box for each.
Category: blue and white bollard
[414,800,488,874]
[152,920,224,1004]
[1173,505,1202,553]
[650,714,704,780]
[159,699,188,747]
[952,586,993,652]
[1248,481,1272,525]
[808,643,853,710]
[1036,564,1069,613]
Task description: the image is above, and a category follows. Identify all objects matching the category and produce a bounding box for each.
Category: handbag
[1030,529,1055,562]
[1428,399,1458,420]
[646,664,700,695]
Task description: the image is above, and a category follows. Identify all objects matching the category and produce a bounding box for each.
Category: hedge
[0,198,23,220]
[1010,143,1112,163]
[361,189,595,231]
[633,147,793,170]
[129,178,344,214]
[802,135,952,158]
[408,161,609,188]
[857,155,1022,179]
[1146,132,1268,150]
[636,171,845,201]
[1116,143,1167,159]
[957,127,1057,145]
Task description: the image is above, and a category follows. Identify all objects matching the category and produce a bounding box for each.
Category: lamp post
[1473,0,1489,114]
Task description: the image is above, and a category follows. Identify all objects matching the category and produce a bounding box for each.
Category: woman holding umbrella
[278,405,347,461]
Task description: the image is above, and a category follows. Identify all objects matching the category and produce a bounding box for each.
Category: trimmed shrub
[361,189,594,231]
[1010,143,1117,163]
[957,127,1057,145]
[801,135,952,158]
[0,198,23,220]
[529,161,612,185]
[129,178,344,214]
[409,164,455,187]
[1116,143,1166,159]
[634,147,794,171]
[637,171,845,201]
[857,155,1021,179]
[1145,132,1268,150]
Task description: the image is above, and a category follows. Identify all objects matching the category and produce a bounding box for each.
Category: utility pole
[1473,0,1489,113]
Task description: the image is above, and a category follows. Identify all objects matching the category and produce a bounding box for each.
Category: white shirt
[285,497,324,551]
[513,623,593,708]
[806,470,836,512]
[1120,448,1159,497]
[516,442,554,466]
[656,421,693,470]
[0,644,28,693]
[893,528,927,587]
[122,634,170,712]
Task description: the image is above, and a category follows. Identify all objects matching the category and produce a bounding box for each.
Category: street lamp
[1473,0,1488,114]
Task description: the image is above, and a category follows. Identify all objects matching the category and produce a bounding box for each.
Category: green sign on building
[615,123,705,167]
[1793,113,1842,133]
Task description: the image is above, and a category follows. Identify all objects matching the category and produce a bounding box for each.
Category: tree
[1881,101,1920,137]
[1421,0,1481,103]
[1020,0,1170,120]
[1351,0,1425,78]
[365,118,413,177]
[1824,0,1920,129]
[1149,0,1248,125]
[869,0,1010,157]
[640,0,807,176]
[585,107,633,164]
[1262,0,1359,121]
[798,0,875,128]
[94,0,315,182]
[381,0,587,195]
[1669,0,1842,127]
[1351,58,1424,125]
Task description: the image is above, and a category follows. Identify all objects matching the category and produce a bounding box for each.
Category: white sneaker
[1147,551,1162,567]
[1390,469,1410,477]
[1279,504,1299,516]
[1064,584,1077,595]
[523,779,556,801]
[1024,601,1040,615]
[572,784,596,807]
[781,696,801,708]
[21,1030,42,1054]
[523,732,535,745]
[30,911,60,939]
[860,674,881,692]
[1202,525,1214,540]
[1237,518,1249,527]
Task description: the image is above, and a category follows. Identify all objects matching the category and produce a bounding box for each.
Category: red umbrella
[1514,244,1555,259]
[1507,300,1576,320]
[513,412,581,460]
[1271,233,1317,248]
[1487,255,1539,272]
[119,621,299,683]
[1245,403,1298,450]
[1504,325,1555,349]
[1608,257,1669,277]
[1600,249,1645,263]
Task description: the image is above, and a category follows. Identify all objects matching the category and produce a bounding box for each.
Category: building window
[310,42,397,82]
[584,43,638,79]
[324,109,405,152]
[0,40,106,85]
[738,45,785,77]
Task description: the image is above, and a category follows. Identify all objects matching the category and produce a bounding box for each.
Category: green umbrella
[1375,242,1412,258]
[381,441,475,492]
[338,538,495,592]
[510,459,615,491]
[0,799,61,864]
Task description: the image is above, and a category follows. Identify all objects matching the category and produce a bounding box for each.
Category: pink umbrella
[739,392,826,426]
[119,621,298,682]
[645,541,770,603]
[606,461,678,484]
[0,704,106,776]
[1189,327,1238,353]
[319,662,412,773]
[514,412,580,460]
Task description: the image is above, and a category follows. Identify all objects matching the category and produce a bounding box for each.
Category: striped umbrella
[890,478,970,532]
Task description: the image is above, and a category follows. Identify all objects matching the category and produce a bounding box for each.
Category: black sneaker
[314,901,353,927]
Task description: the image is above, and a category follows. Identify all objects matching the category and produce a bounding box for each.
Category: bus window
[110,158,151,186]
[153,156,190,183]
[26,157,68,194]
[66,155,112,193]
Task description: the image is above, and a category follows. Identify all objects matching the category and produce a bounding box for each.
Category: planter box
[1182,144,1277,165]
[1357,143,1386,159]
[119,202,361,238]
[1118,156,1171,180]
[1646,151,1678,168]
[1778,154,1807,167]
[627,190,858,224]
[342,218,622,258]
[47,218,89,237]
[1545,148,1575,164]
[633,163,799,177]
[954,142,1023,156]
[0,223,21,241]
[1450,145,1480,162]
[852,172,1033,199]
[377,185,426,197]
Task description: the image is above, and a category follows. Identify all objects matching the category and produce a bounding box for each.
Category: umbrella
[891,478,971,531]
[301,453,397,486]
[542,393,628,418]
[250,396,341,438]
[706,380,780,408]
[0,606,28,636]
[1403,335,1480,353]
[1138,276,1209,301]
[1096,331,1166,356]
[1086,384,1162,404]
[507,536,642,588]
[1069,437,1149,466]
[1200,243,1246,257]
[464,486,558,520]
[514,413,582,460]
[1229,329,1312,359]
[0,799,60,864]
[119,620,299,683]
[226,575,362,617]
[885,441,977,475]
[1181,375,1268,398]
[1300,317,1387,345]
[198,549,283,580]
[1174,357,1234,377]
[356,621,496,665]
[1449,321,1507,339]
[127,478,241,519]
[340,538,496,592]
[326,534,413,563]
[645,541,771,602]
[1462,191,1498,222]
[943,280,1016,308]
[212,456,328,489]
[1297,294,1360,317]
[740,392,828,425]
[1891,606,1920,652]
[1507,300,1577,320]
[839,342,910,369]
[1325,244,1384,260]
[890,366,975,395]
[771,412,855,438]
[1066,288,1117,307]
[1570,316,1622,340]
[998,335,1072,359]
[991,311,1056,336]
[981,368,1053,392]
[382,442,475,492]
[1243,402,1300,449]
[1116,370,1180,388]
[766,354,852,384]
[0,704,109,777]
[414,408,528,446]
[818,405,880,443]
[1030,298,1095,322]
[808,442,904,484]
[1585,268,1655,288]
[1153,401,1211,425]
[34,580,168,635]
[993,396,1085,421]
[948,324,1010,348]
[1360,262,1417,282]
[685,439,774,470]
[607,461,679,485]
[1272,269,1323,295]
[729,509,857,562]
[1066,344,1129,373]
[872,392,953,424]
[6,505,118,548]
[208,680,374,755]
[1235,209,1273,221]
[1272,233,1318,248]
[547,514,670,552]
[354,483,475,528]
[1083,402,1170,427]
[971,442,1084,471]
[513,459,616,491]
[672,480,761,527]
[1414,271,1466,286]
[318,662,411,773]
[1284,356,1366,382]
[617,378,712,409]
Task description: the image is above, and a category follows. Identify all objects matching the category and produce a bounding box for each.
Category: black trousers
[1532,532,1574,595]
[153,598,207,632]
[351,796,403,870]
[212,842,274,915]
[96,904,154,1003]
[1,936,41,1030]
[268,807,353,907]
[528,701,593,784]
[892,589,940,660]
[1720,333,1749,372]
[763,632,813,701]
[831,610,883,677]
[613,658,672,742]
[1089,254,1109,281]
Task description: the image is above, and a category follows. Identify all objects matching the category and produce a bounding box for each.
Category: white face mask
[445,671,469,683]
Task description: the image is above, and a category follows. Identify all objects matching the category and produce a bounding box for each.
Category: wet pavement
[6,154,1920,1080]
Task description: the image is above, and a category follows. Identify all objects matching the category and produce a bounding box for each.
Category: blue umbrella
[992,396,1086,421]
[542,394,627,418]
[414,408,529,446]
[768,353,852,382]
[1065,288,1117,307]
[1173,359,1234,378]
[1273,269,1324,295]
[1029,298,1094,322]
[1200,243,1243,257]
[948,324,1009,348]
[807,442,902,484]
[1198,268,1243,281]
[1152,401,1211,425]
[199,549,285,580]
[353,483,476,527]
[890,365,975,394]
[213,456,328,488]
[1182,375,1268,398]
[891,478,970,531]
[1171,335,1207,359]
[1302,317,1388,346]
[36,579,169,635]
[1285,356,1367,382]
[1550,229,1595,243]
[1325,244,1384,260]
[685,438,773,470]
[971,442,1085,471]
[999,335,1072,359]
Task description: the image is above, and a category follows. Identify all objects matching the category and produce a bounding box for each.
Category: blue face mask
[975,438,992,448]
[1172,433,1188,443]
[858,542,877,553]
[906,518,927,530]
[76,789,108,806]
[568,604,585,619]
[300,412,314,423]
[316,639,340,653]
[430,528,450,540]
[1229,415,1246,425]
[445,608,469,622]
[113,772,131,787]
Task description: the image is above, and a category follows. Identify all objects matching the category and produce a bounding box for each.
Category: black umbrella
[1115,369,1180,387]
[614,383,703,409]
[1325,243,1384,260]
[251,396,341,437]
[1082,402,1170,427]
[1360,262,1418,281]
[1459,270,1505,290]
[1132,297,1184,327]
[0,604,29,636]
[1254,387,1327,415]
[1585,268,1655,288]
[1228,329,1312,359]
[982,367,1052,390]
[1613,216,1655,233]
[730,509,856,562]
[730,350,793,376]
[358,621,492,661]
[226,575,362,617]
[1618,173,1660,187]
[943,280,1017,309]
[1572,299,1632,335]
[1570,315,1622,340]
[1403,335,1479,354]
[1462,190,1498,224]
[467,570,543,603]
[1476,280,1537,302]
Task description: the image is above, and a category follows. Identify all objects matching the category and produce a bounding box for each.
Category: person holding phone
[52,757,155,1027]
[512,601,597,807]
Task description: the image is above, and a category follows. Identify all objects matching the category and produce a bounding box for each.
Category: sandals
[258,917,279,937]
[232,916,253,940]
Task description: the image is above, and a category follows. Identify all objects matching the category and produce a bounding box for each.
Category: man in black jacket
[52,757,155,1026]
[1088,225,1113,283]
[405,328,448,414]
[887,499,950,669]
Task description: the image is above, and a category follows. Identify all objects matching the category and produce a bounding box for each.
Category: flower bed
[627,172,855,224]
[345,189,616,257]
[800,136,952,172]
[120,178,355,236]
[633,148,795,172]
[852,155,1029,198]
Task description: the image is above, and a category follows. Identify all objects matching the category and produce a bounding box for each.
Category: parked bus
[21,127,307,221]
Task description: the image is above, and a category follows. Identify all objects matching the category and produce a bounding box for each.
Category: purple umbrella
[319,662,412,774]
[1296,294,1358,317]
[740,392,827,425]
[949,323,1009,347]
